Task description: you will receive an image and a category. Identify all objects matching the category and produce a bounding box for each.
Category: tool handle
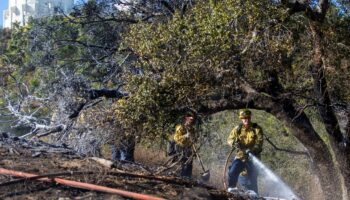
[192,145,206,171]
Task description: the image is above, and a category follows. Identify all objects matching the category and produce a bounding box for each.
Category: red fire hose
[0,168,165,200]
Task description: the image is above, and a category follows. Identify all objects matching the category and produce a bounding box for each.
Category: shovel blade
[201,170,210,181]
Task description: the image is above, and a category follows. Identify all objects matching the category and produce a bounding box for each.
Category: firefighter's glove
[184,132,190,138]
[233,141,242,150]
[245,149,252,155]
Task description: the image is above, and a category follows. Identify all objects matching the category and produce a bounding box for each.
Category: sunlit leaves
[116,0,349,140]
[118,0,291,138]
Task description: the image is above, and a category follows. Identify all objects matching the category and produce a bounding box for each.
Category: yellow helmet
[239,109,251,119]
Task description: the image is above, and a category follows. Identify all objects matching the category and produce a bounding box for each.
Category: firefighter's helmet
[239,109,252,119]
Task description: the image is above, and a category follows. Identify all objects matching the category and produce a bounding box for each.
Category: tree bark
[279,0,350,197]
[310,22,350,200]
[347,112,350,142]
[268,99,343,200]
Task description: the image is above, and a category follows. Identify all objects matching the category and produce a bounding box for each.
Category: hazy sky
[0,0,344,28]
[0,0,85,28]
[0,0,9,27]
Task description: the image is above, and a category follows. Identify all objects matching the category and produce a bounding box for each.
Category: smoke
[249,154,300,200]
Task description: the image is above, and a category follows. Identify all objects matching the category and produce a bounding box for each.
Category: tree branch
[281,0,329,22]
[264,135,309,156]
[88,88,128,100]
[160,0,175,14]
[36,125,66,138]
[309,22,344,144]
[56,40,117,51]
[68,88,128,119]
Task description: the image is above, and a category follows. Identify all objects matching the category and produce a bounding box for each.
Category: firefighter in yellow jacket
[173,114,196,178]
[227,109,263,195]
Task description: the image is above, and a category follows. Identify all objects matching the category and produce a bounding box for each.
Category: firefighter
[173,114,197,178]
[227,109,263,195]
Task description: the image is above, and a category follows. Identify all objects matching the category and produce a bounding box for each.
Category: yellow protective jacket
[173,124,195,148]
[227,123,263,161]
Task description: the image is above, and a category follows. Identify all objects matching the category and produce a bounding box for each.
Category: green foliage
[117,0,295,137]
[5,23,30,67]
[1,4,130,93]
[115,0,350,142]
[322,15,350,103]
[0,1,348,196]
[0,1,133,138]
[0,0,133,108]
[0,28,11,56]
[114,3,350,196]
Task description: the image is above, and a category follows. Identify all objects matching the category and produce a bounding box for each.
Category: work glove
[245,149,252,155]
[233,141,242,150]
[184,131,190,138]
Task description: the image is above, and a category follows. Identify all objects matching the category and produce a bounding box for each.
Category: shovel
[192,145,210,181]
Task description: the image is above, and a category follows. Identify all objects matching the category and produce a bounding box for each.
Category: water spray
[248,153,300,200]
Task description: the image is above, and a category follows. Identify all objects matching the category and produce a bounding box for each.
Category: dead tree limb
[68,88,128,119]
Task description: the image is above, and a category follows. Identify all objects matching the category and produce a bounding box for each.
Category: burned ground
[0,134,261,200]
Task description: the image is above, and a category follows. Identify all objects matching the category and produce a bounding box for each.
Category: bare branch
[36,125,66,138]
[292,103,316,122]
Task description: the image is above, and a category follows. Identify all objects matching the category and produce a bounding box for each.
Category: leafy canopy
[116,0,291,137]
[116,0,349,139]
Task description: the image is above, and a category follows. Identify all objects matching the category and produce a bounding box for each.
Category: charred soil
[0,134,261,200]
